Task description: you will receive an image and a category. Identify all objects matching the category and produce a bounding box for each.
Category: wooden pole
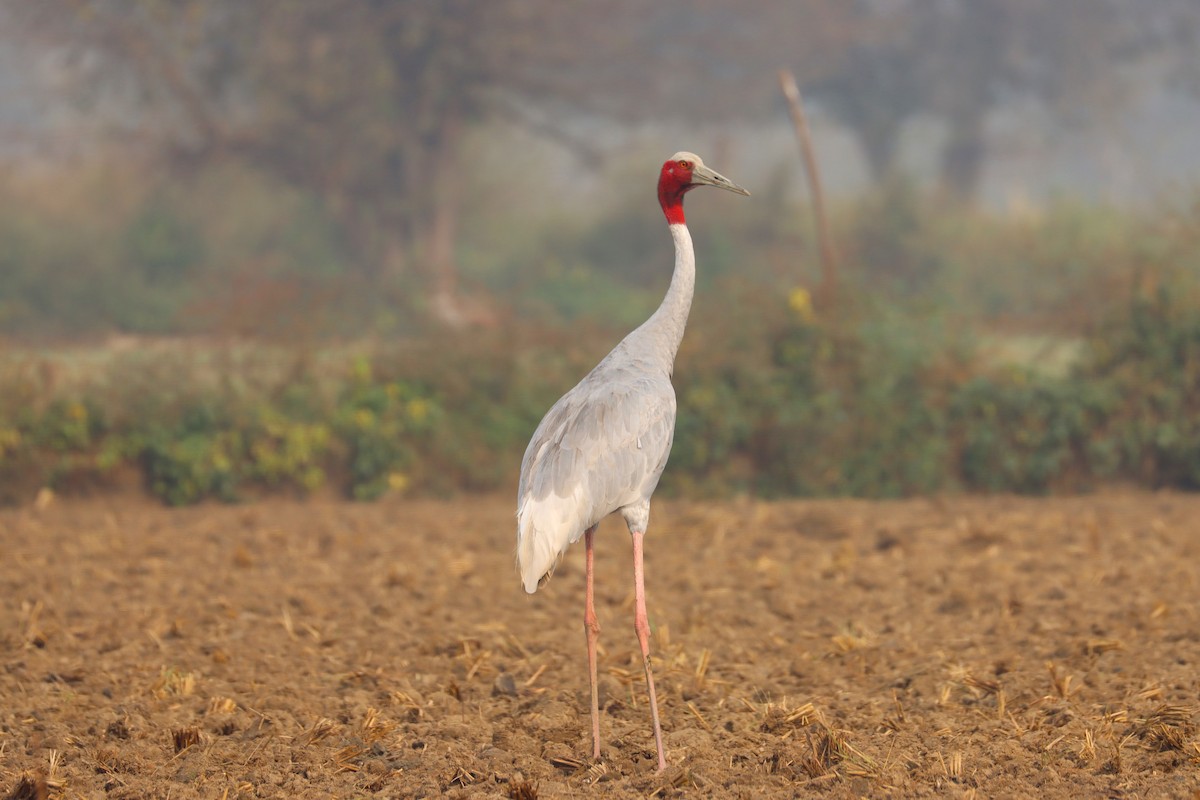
[778,69,838,314]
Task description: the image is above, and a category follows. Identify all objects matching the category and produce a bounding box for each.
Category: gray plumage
[515,152,748,771]
[516,221,695,593]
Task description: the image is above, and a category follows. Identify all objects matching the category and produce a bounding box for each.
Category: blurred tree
[7,0,1200,226]
[811,0,1200,200]
[6,0,857,326]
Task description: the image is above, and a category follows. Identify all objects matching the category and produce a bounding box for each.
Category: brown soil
[2,493,1199,798]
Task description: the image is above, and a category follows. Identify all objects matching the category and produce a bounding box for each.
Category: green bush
[124,203,205,285]
[1080,289,1200,488]
[950,375,1115,493]
[26,398,105,452]
[244,407,331,494]
[0,170,1198,504]
[143,429,242,506]
[140,402,241,505]
[1,279,1199,506]
[748,311,953,497]
[332,358,440,500]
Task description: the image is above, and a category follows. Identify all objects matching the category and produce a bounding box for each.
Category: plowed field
[3,493,1199,798]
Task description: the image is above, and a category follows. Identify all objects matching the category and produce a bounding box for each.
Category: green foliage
[26,398,105,452]
[332,358,440,500]
[0,163,376,340]
[1080,289,1200,488]
[140,401,239,505]
[1,174,1200,504]
[143,429,242,506]
[844,177,947,300]
[1,284,1198,506]
[124,202,205,285]
[244,408,331,494]
[668,305,956,498]
[950,375,1115,493]
[520,258,659,329]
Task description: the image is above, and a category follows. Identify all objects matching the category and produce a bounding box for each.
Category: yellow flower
[788,287,814,322]
[407,398,430,424]
[387,472,410,492]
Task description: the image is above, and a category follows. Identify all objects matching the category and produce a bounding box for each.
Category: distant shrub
[2,278,1199,506]
[332,358,440,500]
[0,170,1198,504]
[140,402,240,505]
[949,375,1115,493]
[1080,289,1200,488]
[124,203,205,285]
[26,398,105,452]
[843,177,947,301]
[244,407,331,495]
[143,428,242,506]
[704,308,954,498]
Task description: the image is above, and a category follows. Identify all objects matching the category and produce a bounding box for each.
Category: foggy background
[1,1,1199,503]
[1,0,1199,340]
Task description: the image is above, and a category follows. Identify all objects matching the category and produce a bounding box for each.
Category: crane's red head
[657,151,750,225]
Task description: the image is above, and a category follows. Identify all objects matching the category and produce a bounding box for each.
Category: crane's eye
[678,160,690,169]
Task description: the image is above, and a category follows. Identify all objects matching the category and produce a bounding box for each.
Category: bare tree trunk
[429,114,462,302]
[779,69,838,316]
[425,114,496,328]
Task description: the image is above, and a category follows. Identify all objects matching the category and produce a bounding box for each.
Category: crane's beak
[691,164,750,196]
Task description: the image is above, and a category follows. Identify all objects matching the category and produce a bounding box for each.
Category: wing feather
[516,365,676,593]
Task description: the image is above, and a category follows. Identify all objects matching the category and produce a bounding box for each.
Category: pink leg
[631,530,667,771]
[583,525,601,760]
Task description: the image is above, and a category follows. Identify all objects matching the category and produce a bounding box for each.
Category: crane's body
[516,152,748,772]
[517,222,692,594]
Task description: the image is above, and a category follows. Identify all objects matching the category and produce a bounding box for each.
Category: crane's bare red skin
[658,158,697,225]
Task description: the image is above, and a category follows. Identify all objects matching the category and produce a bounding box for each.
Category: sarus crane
[516,152,749,771]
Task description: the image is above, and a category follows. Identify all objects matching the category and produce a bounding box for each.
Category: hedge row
[1,287,1196,506]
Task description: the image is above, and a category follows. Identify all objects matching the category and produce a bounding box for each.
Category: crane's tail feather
[517,492,588,594]
[517,509,561,594]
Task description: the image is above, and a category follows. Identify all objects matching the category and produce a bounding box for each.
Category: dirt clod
[4,776,47,800]
[494,672,519,697]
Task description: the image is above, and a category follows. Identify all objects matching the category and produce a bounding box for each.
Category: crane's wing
[516,368,676,593]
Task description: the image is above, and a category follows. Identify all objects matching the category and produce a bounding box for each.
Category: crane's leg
[631,530,667,771]
[583,525,602,761]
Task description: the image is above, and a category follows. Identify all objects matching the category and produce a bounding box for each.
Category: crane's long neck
[628,223,695,373]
